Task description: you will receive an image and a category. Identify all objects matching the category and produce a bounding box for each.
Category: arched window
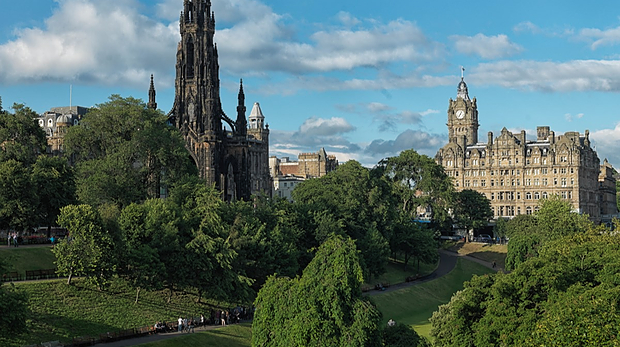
[526,206,532,215]
[526,192,532,200]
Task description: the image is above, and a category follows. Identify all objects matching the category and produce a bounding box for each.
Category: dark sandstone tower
[168,0,270,201]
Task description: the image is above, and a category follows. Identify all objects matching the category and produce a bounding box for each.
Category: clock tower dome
[447,69,479,146]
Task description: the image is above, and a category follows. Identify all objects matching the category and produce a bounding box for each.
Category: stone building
[269,148,338,200]
[37,106,88,156]
[270,148,338,179]
[166,0,271,201]
[435,76,617,224]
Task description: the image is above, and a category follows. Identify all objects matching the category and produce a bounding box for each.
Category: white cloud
[513,21,542,35]
[578,26,620,50]
[299,117,355,136]
[0,0,179,87]
[564,113,584,122]
[366,129,445,156]
[336,11,361,27]
[591,123,620,168]
[450,33,523,59]
[471,60,620,92]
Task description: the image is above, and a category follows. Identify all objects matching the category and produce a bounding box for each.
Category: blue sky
[2,0,620,168]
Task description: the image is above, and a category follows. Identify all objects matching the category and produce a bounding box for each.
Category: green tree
[53,204,117,286]
[292,161,394,280]
[118,199,180,303]
[31,156,77,237]
[252,235,382,347]
[376,149,453,225]
[0,103,46,166]
[452,189,492,234]
[0,160,36,231]
[64,95,196,208]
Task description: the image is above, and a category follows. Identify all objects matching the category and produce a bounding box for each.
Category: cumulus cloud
[450,33,523,59]
[591,123,620,168]
[470,60,620,92]
[0,0,179,87]
[578,26,620,50]
[298,117,356,136]
[365,129,445,156]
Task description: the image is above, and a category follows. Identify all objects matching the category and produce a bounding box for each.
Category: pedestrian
[221,311,226,326]
[200,314,205,326]
[492,261,496,268]
[177,317,183,332]
[183,317,188,332]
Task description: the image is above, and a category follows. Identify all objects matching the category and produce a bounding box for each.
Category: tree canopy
[252,235,382,347]
[64,95,196,208]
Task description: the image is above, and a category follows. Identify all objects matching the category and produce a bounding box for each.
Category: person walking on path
[177,317,183,332]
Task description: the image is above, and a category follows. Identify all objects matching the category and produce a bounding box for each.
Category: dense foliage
[0,104,75,232]
[252,235,383,347]
[64,95,197,208]
[430,199,620,346]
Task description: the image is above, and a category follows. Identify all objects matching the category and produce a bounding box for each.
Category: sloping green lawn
[1,278,239,347]
[0,246,56,275]
[371,258,493,338]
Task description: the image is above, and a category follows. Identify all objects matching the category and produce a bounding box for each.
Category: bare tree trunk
[167,287,173,303]
[135,287,141,304]
[67,271,73,285]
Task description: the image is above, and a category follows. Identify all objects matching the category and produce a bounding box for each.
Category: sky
[2,0,620,168]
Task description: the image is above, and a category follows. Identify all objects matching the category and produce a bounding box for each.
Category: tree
[118,199,180,303]
[64,95,196,208]
[53,204,116,286]
[452,189,492,234]
[390,219,438,272]
[31,156,77,237]
[292,161,394,280]
[0,103,46,166]
[376,149,454,225]
[0,160,36,231]
[252,235,382,347]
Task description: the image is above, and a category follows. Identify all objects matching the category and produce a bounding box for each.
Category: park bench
[25,268,57,280]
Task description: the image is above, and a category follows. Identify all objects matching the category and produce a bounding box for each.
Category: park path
[365,248,501,296]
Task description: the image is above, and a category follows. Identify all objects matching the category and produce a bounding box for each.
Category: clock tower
[447,70,479,146]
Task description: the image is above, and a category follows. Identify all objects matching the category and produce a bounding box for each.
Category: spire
[148,74,157,110]
[236,79,247,136]
[457,66,470,101]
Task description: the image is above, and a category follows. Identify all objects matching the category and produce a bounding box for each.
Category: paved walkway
[365,249,501,296]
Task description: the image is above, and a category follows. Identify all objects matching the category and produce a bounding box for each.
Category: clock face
[455,110,465,119]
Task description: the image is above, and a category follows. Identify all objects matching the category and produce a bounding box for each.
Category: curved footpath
[365,249,502,296]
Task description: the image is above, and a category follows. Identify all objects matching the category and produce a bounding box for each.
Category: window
[526,207,533,215]
[526,192,532,199]
[542,192,548,199]
[481,180,486,187]
[517,192,521,200]
[534,192,540,199]
[561,178,567,187]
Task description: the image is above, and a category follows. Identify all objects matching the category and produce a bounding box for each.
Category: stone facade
[167,0,270,201]
[435,77,617,223]
[270,148,338,179]
[37,106,88,157]
[269,148,338,201]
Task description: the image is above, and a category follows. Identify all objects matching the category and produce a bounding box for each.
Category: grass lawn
[1,278,241,347]
[363,258,437,289]
[0,246,56,275]
[137,323,252,347]
[448,241,508,270]
[371,258,493,339]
